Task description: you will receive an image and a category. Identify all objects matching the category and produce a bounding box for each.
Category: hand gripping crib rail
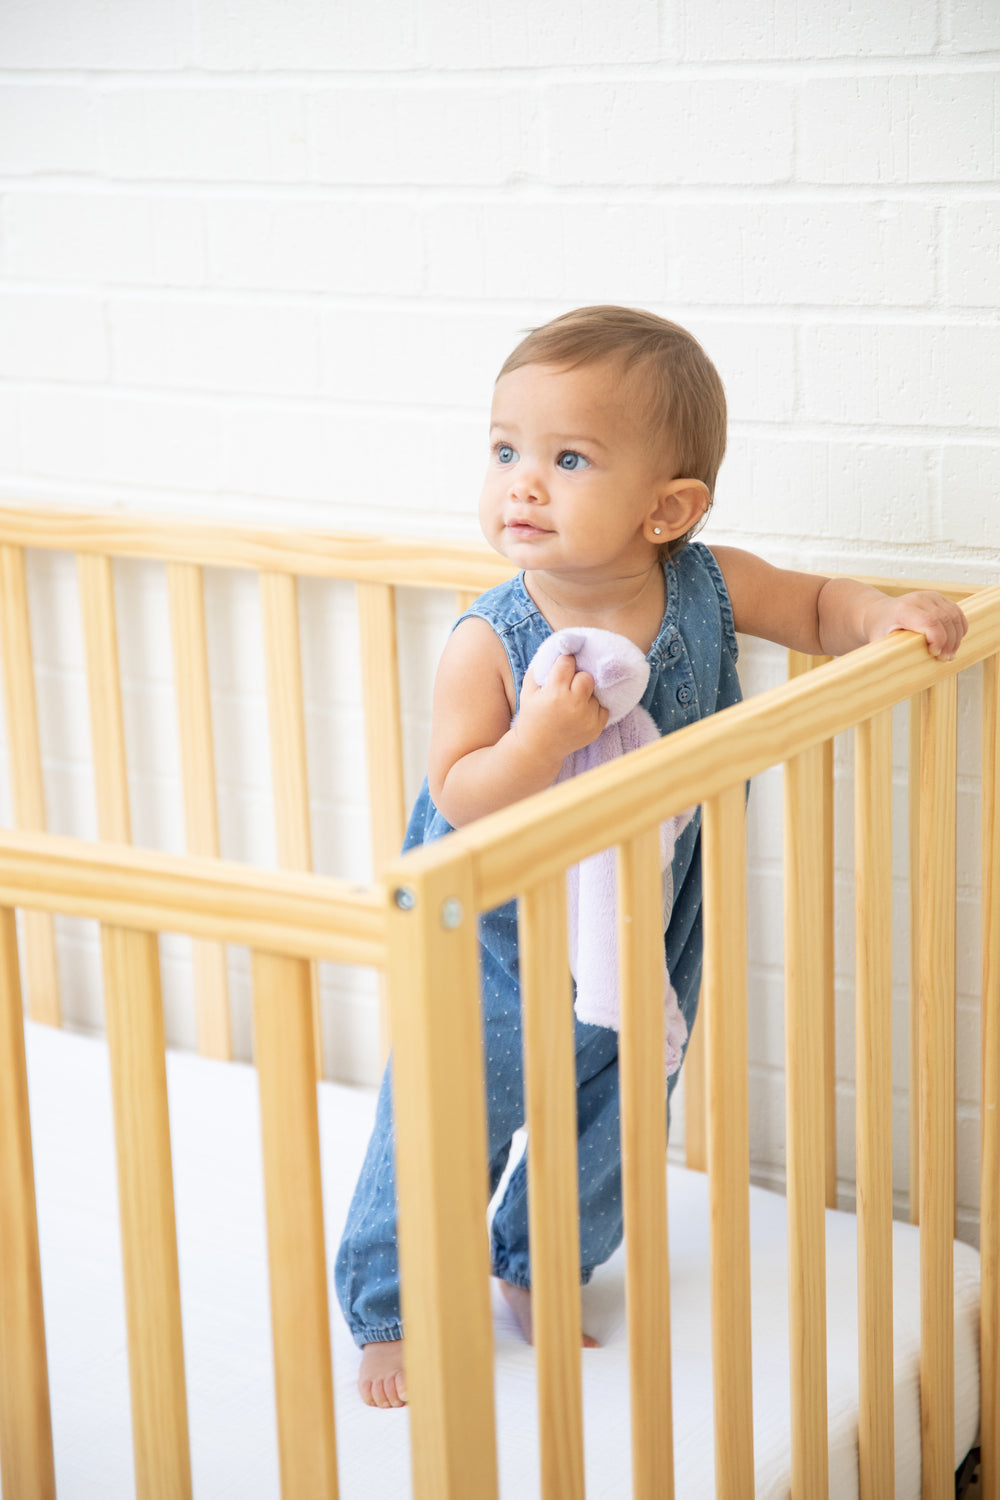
[0,505,997,1500]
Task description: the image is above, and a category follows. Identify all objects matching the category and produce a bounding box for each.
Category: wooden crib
[0,503,996,1500]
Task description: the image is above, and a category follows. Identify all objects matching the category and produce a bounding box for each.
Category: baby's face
[480,360,671,578]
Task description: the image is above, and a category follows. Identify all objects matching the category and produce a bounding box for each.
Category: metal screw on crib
[440,898,464,929]
[393,886,417,910]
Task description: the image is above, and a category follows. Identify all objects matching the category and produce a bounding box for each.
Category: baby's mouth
[506,519,552,537]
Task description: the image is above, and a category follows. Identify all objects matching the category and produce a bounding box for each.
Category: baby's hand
[515,655,610,764]
[864,590,968,662]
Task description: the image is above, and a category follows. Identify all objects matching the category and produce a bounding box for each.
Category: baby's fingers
[544,653,580,690]
[918,601,968,661]
[569,672,609,735]
[945,605,969,660]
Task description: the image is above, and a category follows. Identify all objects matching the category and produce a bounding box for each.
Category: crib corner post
[385,848,499,1500]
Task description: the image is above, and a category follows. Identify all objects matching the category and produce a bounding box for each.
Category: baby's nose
[509,468,545,502]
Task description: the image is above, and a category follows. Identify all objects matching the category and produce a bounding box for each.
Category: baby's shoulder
[439,614,516,716]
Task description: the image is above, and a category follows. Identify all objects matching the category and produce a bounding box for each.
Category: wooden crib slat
[166,561,232,1061]
[909,697,922,1224]
[0,905,56,1500]
[917,679,957,1498]
[252,951,339,1500]
[259,571,313,869]
[189,937,231,1055]
[787,651,837,1209]
[78,553,131,842]
[819,732,837,1210]
[854,710,895,1497]
[386,854,498,1500]
[7,912,58,1026]
[683,989,707,1172]
[0,547,48,835]
[102,924,192,1500]
[702,784,754,1497]
[519,874,586,1500]
[259,571,323,1077]
[357,581,407,1063]
[455,589,480,615]
[618,828,675,1500]
[983,652,1000,1500]
[357,582,406,873]
[784,742,830,1499]
[0,545,60,1025]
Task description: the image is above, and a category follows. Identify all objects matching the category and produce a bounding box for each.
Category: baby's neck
[524,562,666,654]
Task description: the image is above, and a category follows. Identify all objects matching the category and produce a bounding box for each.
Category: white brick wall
[800,73,997,183]
[0,0,997,1241]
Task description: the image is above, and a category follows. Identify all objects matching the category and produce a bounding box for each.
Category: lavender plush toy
[525,627,692,1076]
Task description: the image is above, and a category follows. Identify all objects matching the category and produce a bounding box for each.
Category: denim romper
[335,541,741,1348]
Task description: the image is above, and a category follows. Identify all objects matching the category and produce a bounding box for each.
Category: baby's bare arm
[428,618,608,828]
[711,547,968,660]
[815,578,967,659]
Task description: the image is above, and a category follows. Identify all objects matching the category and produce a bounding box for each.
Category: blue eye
[496,443,517,465]
[557,451,589,471]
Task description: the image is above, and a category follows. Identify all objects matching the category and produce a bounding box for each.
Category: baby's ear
[648,479,710,543]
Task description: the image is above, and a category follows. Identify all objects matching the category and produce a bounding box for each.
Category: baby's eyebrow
[488,421,608,453]
[559,434,609,452]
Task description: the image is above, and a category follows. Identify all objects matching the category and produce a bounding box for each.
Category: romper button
[676,684,692,705]
[668,639,681,658]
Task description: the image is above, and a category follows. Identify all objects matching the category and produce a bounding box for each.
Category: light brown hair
[497,305,727,556]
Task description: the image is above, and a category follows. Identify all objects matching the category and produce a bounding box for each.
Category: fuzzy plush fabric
[527,628,692,1074]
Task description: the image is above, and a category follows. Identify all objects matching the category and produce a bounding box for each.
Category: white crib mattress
[17,1021,980,1500]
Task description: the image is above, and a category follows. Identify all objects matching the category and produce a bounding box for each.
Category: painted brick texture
[0,0,996,1236]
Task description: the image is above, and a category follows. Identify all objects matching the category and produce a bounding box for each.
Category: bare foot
[358,1340,407,1408]
[498,1279,599,1349]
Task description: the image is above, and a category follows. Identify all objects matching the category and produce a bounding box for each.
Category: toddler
[334,305,967,1408]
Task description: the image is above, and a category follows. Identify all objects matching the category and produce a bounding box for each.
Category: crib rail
[385,579,1000,1500]
[0,828,386,964]
[0,504,515,589]
[0,832,387,1500]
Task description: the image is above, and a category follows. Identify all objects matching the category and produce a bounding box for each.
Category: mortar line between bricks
[3,378,1000,439]
[3,284,999,326]
[2,175,1000,203]
[0,57,999,84]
